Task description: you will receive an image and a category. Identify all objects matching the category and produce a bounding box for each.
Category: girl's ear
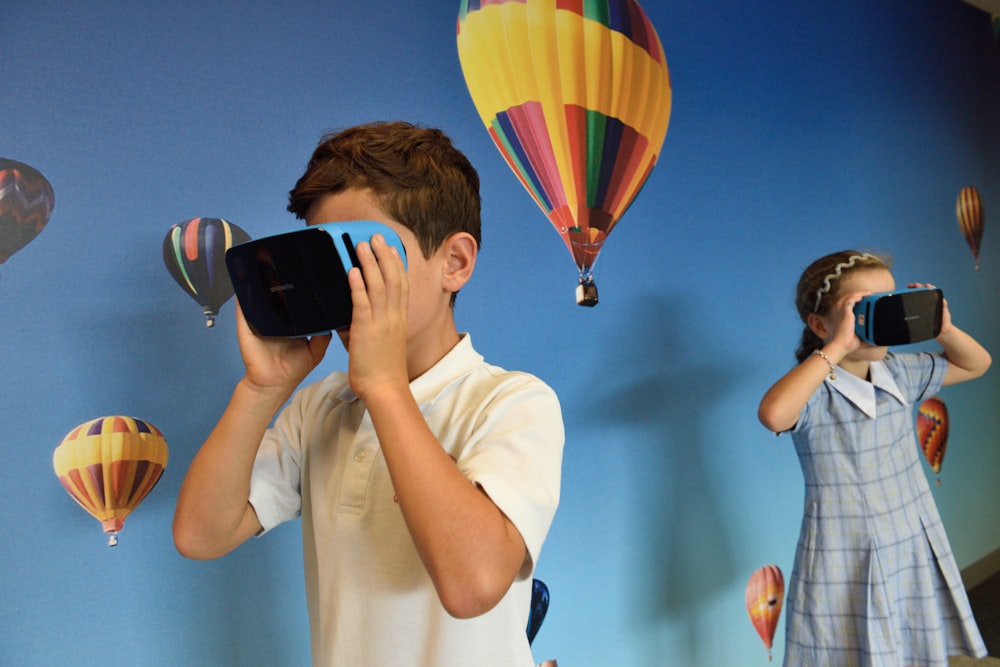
[806,312,829,341]
[441,232,477,294]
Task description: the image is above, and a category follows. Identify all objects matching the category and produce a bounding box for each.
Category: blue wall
[2,1,998,665]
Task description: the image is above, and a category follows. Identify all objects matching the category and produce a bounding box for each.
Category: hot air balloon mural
[527,578,550,645]
[163,217,251,327]
[746,564,784,661]
[0,158,55,277]
[917,396,949,487]
[53,416,169,547]
[457,0,672,306]
[956,186,984,270]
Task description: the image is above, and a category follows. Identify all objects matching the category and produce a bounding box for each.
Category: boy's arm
[172,307,331,560]
[366,387,531,620]
[345,236,532,619]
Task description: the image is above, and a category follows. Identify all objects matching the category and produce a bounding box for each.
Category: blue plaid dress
[783,351,987,666]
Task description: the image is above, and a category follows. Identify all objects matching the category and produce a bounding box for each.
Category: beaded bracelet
[813,349,836,380]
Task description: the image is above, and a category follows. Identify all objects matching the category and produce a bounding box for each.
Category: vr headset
[224,221,407,337]
[853,287,943,346]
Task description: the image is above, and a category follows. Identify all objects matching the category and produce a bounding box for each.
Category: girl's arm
[939,325,991,386]
[758,291,863,433]
[758,341,848,433]
[910,284,991,386]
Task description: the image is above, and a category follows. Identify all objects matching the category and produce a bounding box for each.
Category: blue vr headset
[853,287,943,346]
[225,221,407,337]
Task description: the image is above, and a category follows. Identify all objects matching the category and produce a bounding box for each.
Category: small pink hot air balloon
[746,564,784,661]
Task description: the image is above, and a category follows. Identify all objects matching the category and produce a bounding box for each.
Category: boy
[173,121,564,666]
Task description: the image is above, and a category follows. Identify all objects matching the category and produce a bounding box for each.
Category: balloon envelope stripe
[494,112,557,213]
[507,103,568,209]
[166,226,198,296]
[183,217,202,261]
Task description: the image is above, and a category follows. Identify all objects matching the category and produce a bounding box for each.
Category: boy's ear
[441,232,477,293]
[806,312,829,340]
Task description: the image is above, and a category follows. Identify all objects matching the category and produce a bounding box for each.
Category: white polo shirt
[249,335,564,666]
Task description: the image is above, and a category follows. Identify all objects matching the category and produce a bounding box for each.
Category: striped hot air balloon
[457,0,672,305]
[163,217,251,327]
[955,186,984,271]
[53,416,169,547]
[917,396,949,486]
[0,158,55,269]
[746,564,784,661]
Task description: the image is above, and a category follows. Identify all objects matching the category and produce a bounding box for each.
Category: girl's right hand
[826,290,869,356]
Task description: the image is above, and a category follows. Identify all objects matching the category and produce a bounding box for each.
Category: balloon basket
[107,532,119,548]
[575,280,598,307]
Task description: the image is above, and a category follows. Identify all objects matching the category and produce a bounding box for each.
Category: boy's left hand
[344,234,410,400]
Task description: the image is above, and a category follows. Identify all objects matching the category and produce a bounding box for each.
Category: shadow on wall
[585,291,742,664]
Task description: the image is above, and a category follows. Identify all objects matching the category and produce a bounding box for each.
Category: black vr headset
[853,287,943,346]
[224,221,407,337]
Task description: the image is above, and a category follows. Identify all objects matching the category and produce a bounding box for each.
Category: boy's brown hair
[288,121,482,259]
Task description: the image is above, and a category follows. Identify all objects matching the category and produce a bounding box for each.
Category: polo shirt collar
[335,334,481,405]
[827,358,908,418]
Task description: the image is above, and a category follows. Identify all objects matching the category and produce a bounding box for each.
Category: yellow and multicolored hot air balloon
[956,186,984,271]
[746,564,784,661]
[53,416,169,547]
[457,0,672,305]
[917,396,949,486]
[0,158,55,274]
[163,217,251,327]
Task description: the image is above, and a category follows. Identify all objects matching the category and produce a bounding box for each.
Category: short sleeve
[458,376,564,576]
[248,393,306,534]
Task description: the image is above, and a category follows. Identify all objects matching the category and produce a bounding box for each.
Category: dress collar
[826,358,908,418]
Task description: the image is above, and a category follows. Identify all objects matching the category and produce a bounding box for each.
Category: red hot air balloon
[917,396,949,486]
[0,158,55,273]
[956,186,984,270]
[163,217,251,327]
[53,416,169,547]
[746,564,784,661]
[457,0,672,306]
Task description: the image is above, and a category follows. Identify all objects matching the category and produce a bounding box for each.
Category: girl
[758,250,992,666]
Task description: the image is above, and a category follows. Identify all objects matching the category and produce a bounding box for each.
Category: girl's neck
[838,357,872,382]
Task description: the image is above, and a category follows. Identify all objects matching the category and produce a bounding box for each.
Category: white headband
[812,253,880,312]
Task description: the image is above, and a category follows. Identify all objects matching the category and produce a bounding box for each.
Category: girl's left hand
[908,282,953,336]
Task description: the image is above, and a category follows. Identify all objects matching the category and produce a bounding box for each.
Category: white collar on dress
[826,358,908,418]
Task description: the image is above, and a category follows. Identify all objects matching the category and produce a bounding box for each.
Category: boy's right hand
[235,303,332,395]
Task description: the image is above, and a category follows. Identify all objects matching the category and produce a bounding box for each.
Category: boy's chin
[336,329,350,350]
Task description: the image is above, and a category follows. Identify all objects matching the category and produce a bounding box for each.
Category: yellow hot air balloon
[53,416,169,547]
[457,0,672,305]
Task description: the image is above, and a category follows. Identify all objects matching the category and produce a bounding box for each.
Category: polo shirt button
[355,451,366,462]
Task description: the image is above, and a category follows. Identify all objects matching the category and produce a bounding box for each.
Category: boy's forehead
[304,188,390,226]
